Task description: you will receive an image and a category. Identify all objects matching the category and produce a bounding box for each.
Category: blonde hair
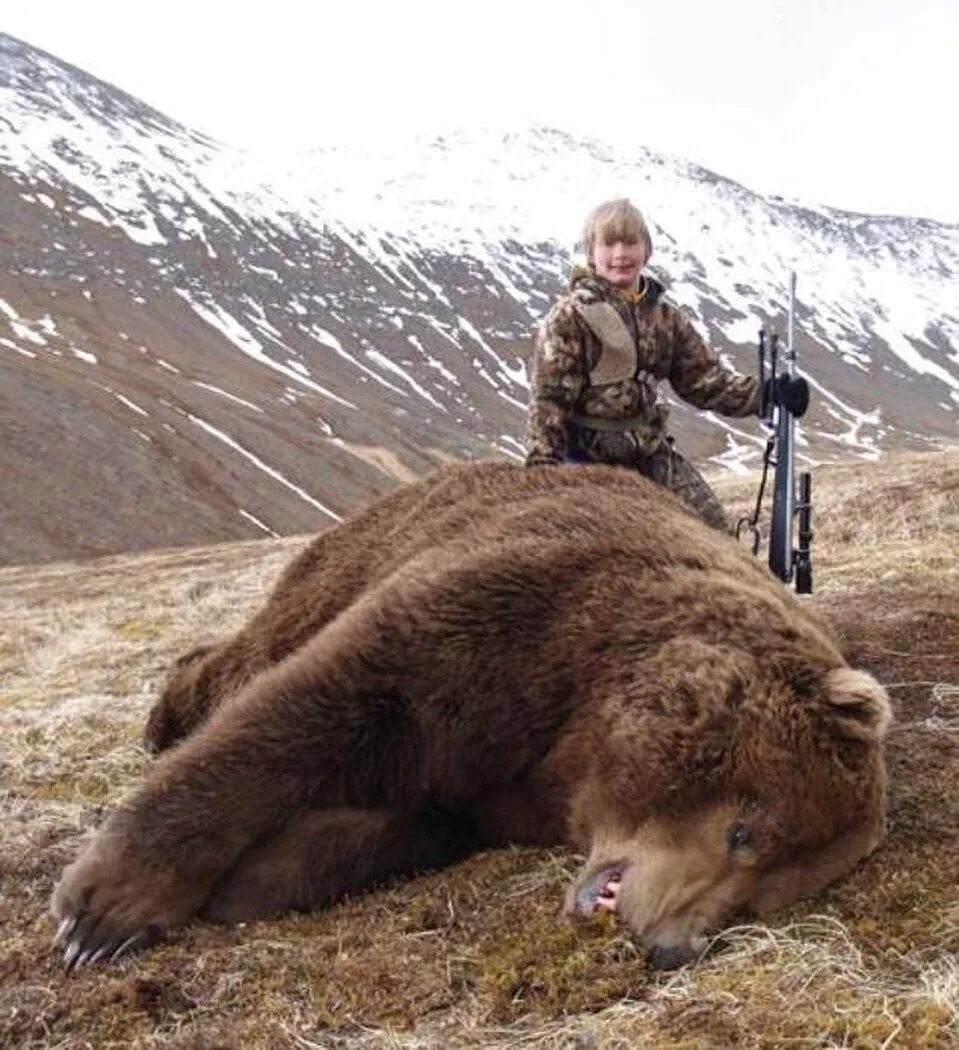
[580,198,653,264]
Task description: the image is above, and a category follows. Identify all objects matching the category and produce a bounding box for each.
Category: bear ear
[823,668,892,742]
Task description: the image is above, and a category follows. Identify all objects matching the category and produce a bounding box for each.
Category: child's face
[592,238,647,289]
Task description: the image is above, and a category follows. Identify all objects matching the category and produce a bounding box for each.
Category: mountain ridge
[1,32,956,566]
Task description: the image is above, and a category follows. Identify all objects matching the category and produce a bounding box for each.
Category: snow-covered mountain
[1,33,956,566]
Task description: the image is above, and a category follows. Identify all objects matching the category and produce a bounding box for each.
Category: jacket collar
[569,265,665,305]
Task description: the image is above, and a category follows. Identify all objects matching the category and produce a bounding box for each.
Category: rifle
[737,272,813,594]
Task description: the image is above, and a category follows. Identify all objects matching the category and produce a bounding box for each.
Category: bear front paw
[50,829,207,970]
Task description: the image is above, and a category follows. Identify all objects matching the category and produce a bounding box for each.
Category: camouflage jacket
[525,268,760,466]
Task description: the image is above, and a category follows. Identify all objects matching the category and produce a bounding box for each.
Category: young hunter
[524,198,808,530]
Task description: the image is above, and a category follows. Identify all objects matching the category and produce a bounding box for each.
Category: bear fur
[51,462,891,970]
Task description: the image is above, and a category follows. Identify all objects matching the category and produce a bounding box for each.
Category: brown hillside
[1,451,956,1049]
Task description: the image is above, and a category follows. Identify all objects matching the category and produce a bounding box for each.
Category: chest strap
[571,301,637,385]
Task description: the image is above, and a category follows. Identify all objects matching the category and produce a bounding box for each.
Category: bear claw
[52,916,78,948]
[60,927,151,972]
[62,941,82,972]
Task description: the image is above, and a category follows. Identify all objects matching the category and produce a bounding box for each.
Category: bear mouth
[574,861,627,916]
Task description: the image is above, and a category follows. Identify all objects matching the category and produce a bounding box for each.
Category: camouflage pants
[635,442,729,532]
[568,429,729,532]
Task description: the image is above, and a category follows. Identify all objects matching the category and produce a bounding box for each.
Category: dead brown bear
[51,461,891,971]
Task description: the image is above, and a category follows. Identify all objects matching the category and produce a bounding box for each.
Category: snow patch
[188,412,341,521]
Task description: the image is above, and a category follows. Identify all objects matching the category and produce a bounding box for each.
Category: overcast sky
[5,1,958,221]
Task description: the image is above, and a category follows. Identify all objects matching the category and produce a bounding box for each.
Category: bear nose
[647,943,695,970]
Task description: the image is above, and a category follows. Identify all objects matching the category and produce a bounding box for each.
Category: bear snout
[647,940,707,970]
[566,860,628,917]
[566,856,714,969]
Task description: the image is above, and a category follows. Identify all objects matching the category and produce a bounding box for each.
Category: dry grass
[712,449,959,594]
[1,451,957,1049]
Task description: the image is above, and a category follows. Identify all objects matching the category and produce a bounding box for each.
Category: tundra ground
[1,451,956,1049]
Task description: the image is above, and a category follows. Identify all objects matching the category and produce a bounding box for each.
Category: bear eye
[727,821,751,851]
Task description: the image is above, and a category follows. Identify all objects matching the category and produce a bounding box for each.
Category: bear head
[565,639,891,968]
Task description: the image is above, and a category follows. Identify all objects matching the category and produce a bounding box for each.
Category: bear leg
[52,624,430,967]
[202,804,476,923]
[53,539,578,967]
